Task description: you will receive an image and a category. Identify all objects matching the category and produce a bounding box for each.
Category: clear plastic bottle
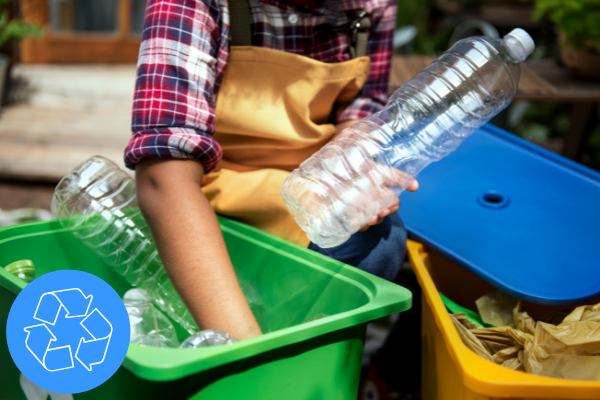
[4,260,36,283]
[282,28,535,248]
[52,156,271,335]
[51,156,199,333]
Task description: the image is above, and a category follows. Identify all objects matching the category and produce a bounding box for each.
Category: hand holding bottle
[359,179,419,232]
[283,28,535,248]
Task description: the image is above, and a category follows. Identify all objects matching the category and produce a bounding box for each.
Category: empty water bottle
[52,156,271,335]
[51,156,198,333]
[4,260,36,283]
[237,270,270,333]
[282,29,535,248]
[124,289,180,348]
[179,330,238,348]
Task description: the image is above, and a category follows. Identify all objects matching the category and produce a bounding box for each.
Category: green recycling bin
[0,216,411,399]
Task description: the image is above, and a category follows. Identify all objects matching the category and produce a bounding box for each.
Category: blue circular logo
[6,270,130,394]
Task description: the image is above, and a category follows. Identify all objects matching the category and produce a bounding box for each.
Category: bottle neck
[502,36,528,62]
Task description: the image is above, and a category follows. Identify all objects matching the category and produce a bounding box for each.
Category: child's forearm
[135,158,262,340]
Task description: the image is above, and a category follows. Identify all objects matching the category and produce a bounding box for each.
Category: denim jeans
[309,213,421,394]
[308,213,407,281]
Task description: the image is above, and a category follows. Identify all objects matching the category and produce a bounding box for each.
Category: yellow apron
[202,46,370,247]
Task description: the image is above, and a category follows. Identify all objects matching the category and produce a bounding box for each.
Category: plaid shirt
[125,0,397,172]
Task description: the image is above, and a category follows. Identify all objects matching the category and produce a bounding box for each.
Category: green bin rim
[0,217,412,382]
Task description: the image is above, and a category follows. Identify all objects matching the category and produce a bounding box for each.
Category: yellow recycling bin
[407,239,600,400]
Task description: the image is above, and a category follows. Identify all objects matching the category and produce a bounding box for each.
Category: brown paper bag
[451,298,600,379]
[523,304,600,380]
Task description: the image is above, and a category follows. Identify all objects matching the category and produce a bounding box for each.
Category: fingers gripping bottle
[282,28,535,248]
[51,156,198,334]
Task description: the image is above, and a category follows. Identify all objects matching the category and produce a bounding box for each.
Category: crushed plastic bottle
[179,330,238,348]
[4,260,36,283]
[282,29,535,248]
[123,289,180,348]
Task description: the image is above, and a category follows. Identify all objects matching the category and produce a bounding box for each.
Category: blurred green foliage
[394,0,600,171]
[0,0,43,49]
[534,0,600,51]
[396,0,453,56]
[508,103,600,171]
[512,103,570,142]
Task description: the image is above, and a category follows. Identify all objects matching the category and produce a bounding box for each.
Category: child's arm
[135,158,262,340]
[125,1,260,339]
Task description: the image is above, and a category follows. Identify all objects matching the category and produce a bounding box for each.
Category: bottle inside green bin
[4,260,36,283]
[51,156,269,335]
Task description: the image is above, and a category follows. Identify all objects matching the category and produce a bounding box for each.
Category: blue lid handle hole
[478,191,510,209]
[483,193,504,203]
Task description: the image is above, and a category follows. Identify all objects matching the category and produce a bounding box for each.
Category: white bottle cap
[505,28,535,58]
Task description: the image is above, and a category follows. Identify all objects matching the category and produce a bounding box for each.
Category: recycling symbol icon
[8,270,129,394]
[23,288,113,372]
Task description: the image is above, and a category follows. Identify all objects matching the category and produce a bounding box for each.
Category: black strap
[347,9,371,58]
[229,0,252,46]
[228,0,370,56]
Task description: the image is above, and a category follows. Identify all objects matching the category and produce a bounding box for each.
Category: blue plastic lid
[399,124,600,305]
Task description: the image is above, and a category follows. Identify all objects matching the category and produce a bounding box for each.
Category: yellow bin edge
[407,239,600,400]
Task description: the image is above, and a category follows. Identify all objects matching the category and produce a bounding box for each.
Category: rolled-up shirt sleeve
[335,0,396,122]
[125,0,229,172]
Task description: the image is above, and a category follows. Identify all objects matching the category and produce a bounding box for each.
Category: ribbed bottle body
[51,156,198,334]
[283,35,525,248]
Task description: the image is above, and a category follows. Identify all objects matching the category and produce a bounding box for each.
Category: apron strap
[347,9,371,58]
[229,0,370,58]
[229,0,252,46]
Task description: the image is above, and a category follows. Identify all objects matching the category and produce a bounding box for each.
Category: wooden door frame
[19,0,142,63]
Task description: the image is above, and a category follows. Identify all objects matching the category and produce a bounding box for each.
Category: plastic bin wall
[0,218,411,400]
[407,240,600,400]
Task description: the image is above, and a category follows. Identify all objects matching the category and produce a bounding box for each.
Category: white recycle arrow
[24,288,112,372]
[33,288,93,325]
[23,324,74,372]
[75,309,113,371]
